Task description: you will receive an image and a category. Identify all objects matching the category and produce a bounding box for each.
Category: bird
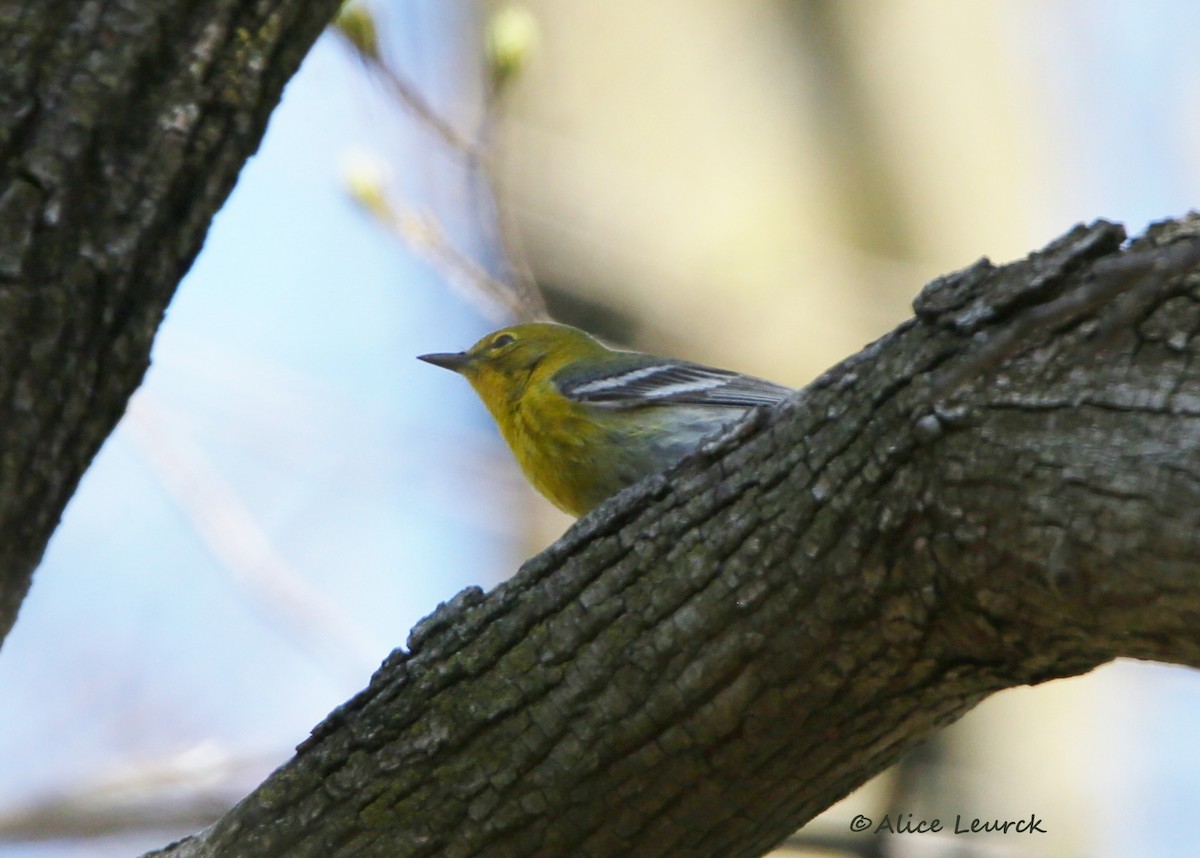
[419,322,792,517]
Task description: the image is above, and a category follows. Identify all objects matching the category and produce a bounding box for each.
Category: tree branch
[146,215,1200,856]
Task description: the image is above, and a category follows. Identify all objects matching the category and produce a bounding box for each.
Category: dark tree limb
[0,0,343,643]
[145,216,1200,857]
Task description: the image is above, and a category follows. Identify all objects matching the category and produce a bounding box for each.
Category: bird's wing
[556,355,792,409]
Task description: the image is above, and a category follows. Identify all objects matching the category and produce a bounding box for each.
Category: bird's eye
[490,333,516,349]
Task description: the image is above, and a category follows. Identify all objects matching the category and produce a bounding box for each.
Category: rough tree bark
[5,5,1200,858]
[144,216,1200,857]
[0,0,343,643]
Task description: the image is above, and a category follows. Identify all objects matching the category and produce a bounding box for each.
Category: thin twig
[0,747,280,843]
[333,13,550,322]
[385,204,531,323]
[331,25,485,162]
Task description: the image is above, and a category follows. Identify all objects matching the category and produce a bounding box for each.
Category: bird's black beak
[418,351,471,372]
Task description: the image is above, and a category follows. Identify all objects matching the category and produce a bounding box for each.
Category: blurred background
[1,1,1199,855]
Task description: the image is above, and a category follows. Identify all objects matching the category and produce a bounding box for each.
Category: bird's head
[419,322,608,407]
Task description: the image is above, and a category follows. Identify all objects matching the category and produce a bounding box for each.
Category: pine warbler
[419,322,792,516]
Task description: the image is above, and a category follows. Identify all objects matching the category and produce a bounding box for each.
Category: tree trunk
[0,0,341,643]
[146,217,1200,857]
